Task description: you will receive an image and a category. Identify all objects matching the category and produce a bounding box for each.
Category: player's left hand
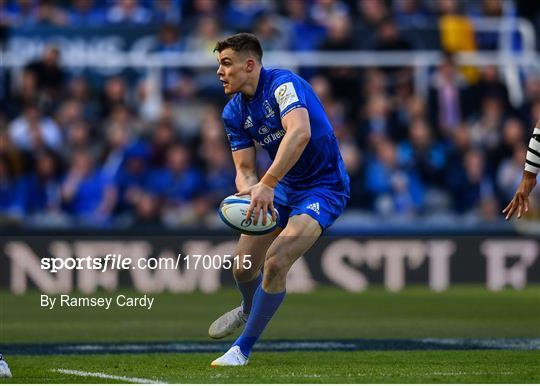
[502,171,537,220]
[237,182,275,226]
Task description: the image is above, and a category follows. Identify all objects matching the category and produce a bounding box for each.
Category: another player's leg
[211,214,321,366]
[208,227,281,339]
[0,354,12,378]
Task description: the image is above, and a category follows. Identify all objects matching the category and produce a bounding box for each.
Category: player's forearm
[525,119,540,175]
[264,128,310,185]
[236,170,258,192]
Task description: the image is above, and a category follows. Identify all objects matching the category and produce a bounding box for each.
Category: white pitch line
[54,368,165,384]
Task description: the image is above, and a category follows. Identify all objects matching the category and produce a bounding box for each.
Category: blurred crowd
[1,0,540,229]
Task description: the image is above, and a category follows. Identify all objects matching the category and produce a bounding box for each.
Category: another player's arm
[232,147,259,192]
[502,118,540,219]
[239,108,311,225]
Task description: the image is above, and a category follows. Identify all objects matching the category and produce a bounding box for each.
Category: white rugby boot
[0,354,12,378]
[208,305,248,339]
[211,345,248,367]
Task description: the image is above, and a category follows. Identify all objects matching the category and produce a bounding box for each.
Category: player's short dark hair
[214,33,263,62]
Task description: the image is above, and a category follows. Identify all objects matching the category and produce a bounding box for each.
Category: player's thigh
[265,214,321,270]
[289,187,349,231]
[233,227,282,277]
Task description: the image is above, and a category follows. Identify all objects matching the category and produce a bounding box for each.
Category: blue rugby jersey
[222,67,349,191]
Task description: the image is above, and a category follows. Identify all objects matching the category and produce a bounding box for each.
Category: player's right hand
[502,171,537,220]
[237,182,275,226]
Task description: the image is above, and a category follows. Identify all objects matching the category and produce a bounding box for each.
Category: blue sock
[236,272,262,314]
[233,286,286,357]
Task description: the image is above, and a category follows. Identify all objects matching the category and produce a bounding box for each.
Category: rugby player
[208,33,350,366]
[503,118,540,219]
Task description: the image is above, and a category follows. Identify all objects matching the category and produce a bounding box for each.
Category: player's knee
[264,257,288,280]
[233,257,259,282]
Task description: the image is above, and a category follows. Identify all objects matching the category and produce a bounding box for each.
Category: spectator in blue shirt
[222,0,268,32]
[67,0,106,26]
[5,0,39,28]
[61,150,117,226]
[114,141,151,214]
[21,150,63,215]
[397,119,447,187]
[365,138,425,216]
[447,148,494,214]
[148,142,203,206]
[152,24,195,101]
[20,150,72,227]
[34,0,69,26]
[149,119,177,168]
[356,94,400,147]
[106,0,152,25]
[99,76,130,119]
[67,76,100,125]
[0,155,24,223]
[393,0,431,29]
[151,0,182,25]
[101,105,136,179]
[284,0,327,52]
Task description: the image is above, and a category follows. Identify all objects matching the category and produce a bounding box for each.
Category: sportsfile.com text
[40,254,252,273]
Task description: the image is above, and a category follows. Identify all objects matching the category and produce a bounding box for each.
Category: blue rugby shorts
[273,182,349,231]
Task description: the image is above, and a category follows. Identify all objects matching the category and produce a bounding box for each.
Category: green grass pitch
[1,286,539,383]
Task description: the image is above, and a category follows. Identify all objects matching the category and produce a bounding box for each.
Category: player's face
[216,48,249,95]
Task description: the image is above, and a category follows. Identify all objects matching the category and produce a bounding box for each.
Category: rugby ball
[219,195,279,235]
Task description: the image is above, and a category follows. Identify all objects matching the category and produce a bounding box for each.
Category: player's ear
[245,58,255,73]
